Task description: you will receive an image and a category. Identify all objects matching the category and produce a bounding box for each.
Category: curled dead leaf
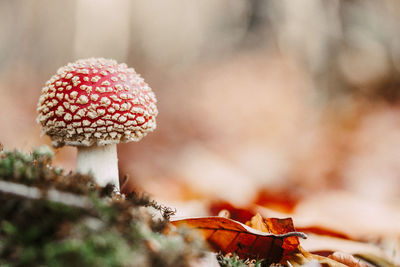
[245,213,364,267]
[171,216,306,264]
[246,213,301,253]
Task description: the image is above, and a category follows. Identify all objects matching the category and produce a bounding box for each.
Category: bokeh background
[1,0,400,236]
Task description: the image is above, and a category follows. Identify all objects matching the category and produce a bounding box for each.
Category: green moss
[217,253,265,267]
[0,147,205,266]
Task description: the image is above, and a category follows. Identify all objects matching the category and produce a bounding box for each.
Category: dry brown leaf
[171,216,306,264]
[328,252,370,267]
[246,214,270,233]
[245,214,358,267]
[246,213,301,253]
[209,201,255,223]
[285,247,348,267]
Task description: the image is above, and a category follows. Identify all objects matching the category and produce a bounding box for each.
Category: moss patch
[0,147,205,266]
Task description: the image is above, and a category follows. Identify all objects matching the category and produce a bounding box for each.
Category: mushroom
[37,58,158,189]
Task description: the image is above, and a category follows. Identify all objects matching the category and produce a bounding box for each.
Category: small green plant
[0,147,205,266]
[217,253,265,267]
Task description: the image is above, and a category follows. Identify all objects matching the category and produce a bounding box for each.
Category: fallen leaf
[245,214,352,267]
[328,252,370,267]
[256,206,399,265]
[246,214,270,233]
[285,247,348,267]
[246,213,300,253]
[171,216,306,264]
[254,188,301,213]
[209,201,255,223]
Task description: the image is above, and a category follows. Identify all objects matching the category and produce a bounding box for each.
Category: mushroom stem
[77,144,119,189]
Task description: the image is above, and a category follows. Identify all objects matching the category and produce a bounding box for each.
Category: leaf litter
[1,146,399,266]
[171,216,306,265]
[205,201,399,266]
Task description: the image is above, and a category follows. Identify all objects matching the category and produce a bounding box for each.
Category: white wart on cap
[37,58,158,148]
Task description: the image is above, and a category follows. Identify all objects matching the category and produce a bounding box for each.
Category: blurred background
[1,0,400,235]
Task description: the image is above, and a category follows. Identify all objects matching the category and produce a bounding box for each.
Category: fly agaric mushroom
[37,58,157,189]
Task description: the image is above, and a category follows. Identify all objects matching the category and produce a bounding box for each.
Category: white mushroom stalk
[77,144,119,188]
[37,58,158,190]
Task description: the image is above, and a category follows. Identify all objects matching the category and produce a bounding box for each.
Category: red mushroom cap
[37,58,158,147]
